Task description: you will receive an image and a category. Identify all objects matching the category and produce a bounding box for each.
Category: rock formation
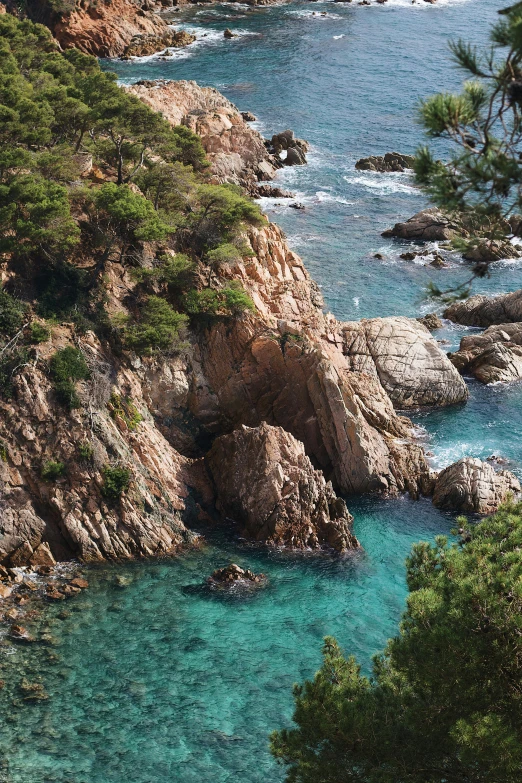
[0,79,461,566]
[355,152,415,173]
[382,208,462,241]
[449,323,522,384]
[207,563,265,585]
[127,80,281,192]
[463,239,520,264]
[25,0,195,59]
[444,289,522,327]
[205,423,359,551]
[341,317,468,407]
[432,457,520,514]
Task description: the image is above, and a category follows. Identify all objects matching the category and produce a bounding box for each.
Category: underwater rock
[207,564,265,585]
[433,457,520,514]
[206,422,359,552]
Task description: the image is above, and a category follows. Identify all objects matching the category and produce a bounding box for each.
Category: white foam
[343,171,418,196]
[287,9,343,19]
[333,34,345,39]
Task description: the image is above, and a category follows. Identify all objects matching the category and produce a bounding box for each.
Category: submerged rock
[432,457,520,514]
[205,423,359,552]
[444,289,522,327]
[449,323,522,384]
[207,564,265,585]
[355,152,415,172]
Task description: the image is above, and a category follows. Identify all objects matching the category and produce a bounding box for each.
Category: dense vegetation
[271,502,522,782]
[415,1,522,295]
[0,12,262,400]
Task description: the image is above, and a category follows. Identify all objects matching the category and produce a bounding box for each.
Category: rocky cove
[1,0,522,781]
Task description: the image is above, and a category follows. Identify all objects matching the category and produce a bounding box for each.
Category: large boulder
[444,289,522,327]
[205,423,359,552]
[342,317,469,408]
[450,323,522,384]
[355,152,415,173]
[382,208,463,241]
[463,239,521,264]
[432,457,520,514]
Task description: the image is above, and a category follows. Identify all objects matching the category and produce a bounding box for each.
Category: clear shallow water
[4,1,522,781]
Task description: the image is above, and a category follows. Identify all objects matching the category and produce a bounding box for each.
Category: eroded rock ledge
[433,458,520,515]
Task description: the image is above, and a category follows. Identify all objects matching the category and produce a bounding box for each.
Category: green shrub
[185,282,255,320]
[78,441,94,461]
[131,254,195,290]
[41,460,65,481]
[29,321,51,344]
[123,296,187,356]
[0,348,29,399]
[108,393,142,431]
[49,346,90,410]
[0,441,8,462]
[101,465,131,502]
[0,289,27,338]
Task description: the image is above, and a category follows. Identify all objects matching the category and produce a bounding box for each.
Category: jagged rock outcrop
[127,80,281,191]
[449,323,522,384]
[0,330,208,563]
[341,317,469,408]
[33,0,193,59]
[444,289,522,327]
[382,208,462,241]
[355,152,415,172]
[432,457,520,514]
[205,423,359,551]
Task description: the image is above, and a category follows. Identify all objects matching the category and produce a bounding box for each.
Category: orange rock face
[52,0,189,58]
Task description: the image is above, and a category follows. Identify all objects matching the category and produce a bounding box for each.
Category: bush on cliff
[185,282,255,321]
[50,346,90,410]
[121,296,188,356]
[271,501,522,783]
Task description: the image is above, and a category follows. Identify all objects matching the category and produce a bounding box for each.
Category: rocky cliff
[18,0,194,58]
[0,77,467,566]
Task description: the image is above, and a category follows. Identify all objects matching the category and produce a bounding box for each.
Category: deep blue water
[3,2,522,781]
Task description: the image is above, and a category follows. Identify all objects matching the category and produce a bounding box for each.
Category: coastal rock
[123,29,195,57]
[268,130,309,166]
[341,317,469,408]
[463,238,521,264]
[382,208,462,241]
[48,0,189,58]
[205,423,359,551]
[432,457,520,514]
[126,80,280,191]
[449,323,522,384]
[417,313,442,331]
[444,289,522,327]
[355,152,415,173]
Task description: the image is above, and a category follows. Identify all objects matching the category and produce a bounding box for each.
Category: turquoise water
[3,1,522,780]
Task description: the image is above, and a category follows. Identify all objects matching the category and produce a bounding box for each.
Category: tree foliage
[271,501,522,783]
[415,2,522,291]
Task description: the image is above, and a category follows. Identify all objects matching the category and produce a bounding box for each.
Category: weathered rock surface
[205,423,359,551]
[382,208,462,241]
[449,323,522,384]
[355,152,415,173]
[463,238,521,264]
[341,317,468,408]
[444,289,522,327]
[432,457,520,514]
[127,79,280,191]
[43,0,191,59]
[417,313,443,331]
